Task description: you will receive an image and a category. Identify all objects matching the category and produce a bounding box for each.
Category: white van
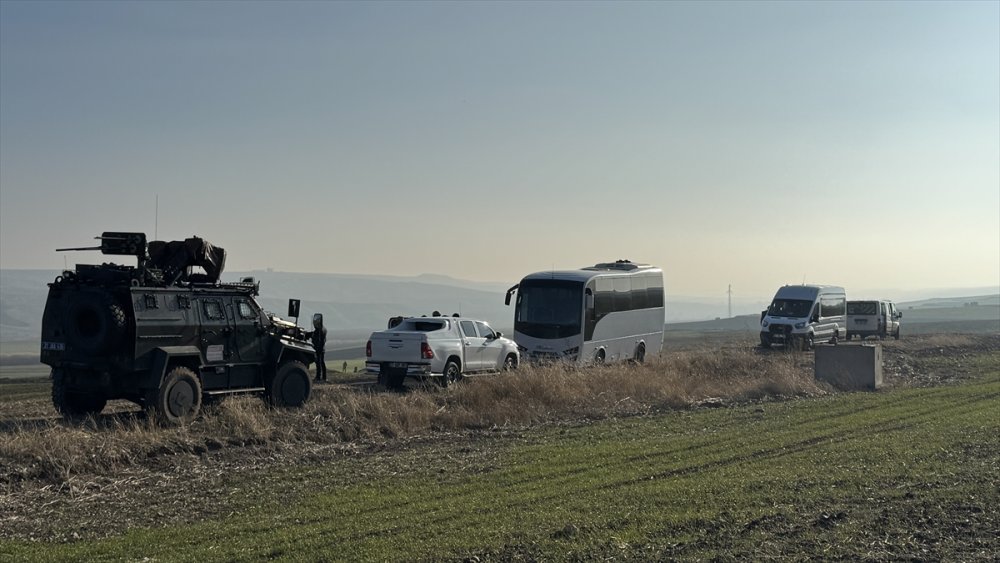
[760,285,846,350]
[846,300,901,340]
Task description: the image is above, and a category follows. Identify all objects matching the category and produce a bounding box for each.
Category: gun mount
[56,231,228,288]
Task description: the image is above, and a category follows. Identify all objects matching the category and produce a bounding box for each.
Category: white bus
[504,260,665,365]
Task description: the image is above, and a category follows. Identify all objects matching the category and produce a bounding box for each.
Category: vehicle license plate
[856,319,867,324]
[388,362,407,369]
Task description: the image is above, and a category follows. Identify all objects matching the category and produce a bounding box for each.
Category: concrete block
[815,343,882,390]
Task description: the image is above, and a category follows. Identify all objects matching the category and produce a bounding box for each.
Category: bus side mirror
[504,284,518,306]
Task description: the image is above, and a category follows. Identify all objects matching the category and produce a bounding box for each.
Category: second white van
[760,285,846,350]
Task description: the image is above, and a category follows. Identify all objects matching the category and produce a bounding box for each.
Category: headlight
[795,322,806,329]
[761,321,769,328]
[563,346,579,356]
[517,345,528,353]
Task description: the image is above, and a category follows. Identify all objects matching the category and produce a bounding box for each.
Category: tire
[437,360,461,388]
[502,354,518,371]
[65,294,126,354]
[51,369,106,420]
[386,370,406,390]
[153,366,203,425]
[894,328,900,340]
[594,349,606,365]
[268,361,312,407]
[634,344,646,364]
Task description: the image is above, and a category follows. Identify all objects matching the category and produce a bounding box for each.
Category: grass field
[0,336,997,561]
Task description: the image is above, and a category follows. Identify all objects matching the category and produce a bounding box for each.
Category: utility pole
[727,284,733,318]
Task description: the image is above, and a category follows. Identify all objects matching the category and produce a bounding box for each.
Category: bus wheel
[594,349,606,365]
[634,344,646,364]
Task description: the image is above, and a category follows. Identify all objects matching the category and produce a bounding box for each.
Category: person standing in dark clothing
[306,313,328,382]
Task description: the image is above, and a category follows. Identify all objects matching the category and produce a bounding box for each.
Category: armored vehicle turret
[40,232,316,424]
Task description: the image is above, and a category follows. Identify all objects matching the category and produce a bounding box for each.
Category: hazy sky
[2,1,998,301]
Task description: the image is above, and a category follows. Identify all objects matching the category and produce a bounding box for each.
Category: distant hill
[0,269,719,344]
[3,268,997,345]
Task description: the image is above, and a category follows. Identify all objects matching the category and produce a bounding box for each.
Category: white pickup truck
[366,316,519,389]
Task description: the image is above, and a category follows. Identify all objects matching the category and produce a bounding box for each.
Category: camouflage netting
[148,237,227,284]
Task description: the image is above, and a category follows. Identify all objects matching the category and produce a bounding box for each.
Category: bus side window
[613,277,631,312]
[595,278,613,319]
[631,275,647,309]
[647,274,664,308]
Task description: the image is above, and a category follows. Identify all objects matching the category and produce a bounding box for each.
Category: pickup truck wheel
[894,327,900,340]
[269,361,312,407]
[438,361,461,388]
[386,370,406,390]
[502,354,518,371]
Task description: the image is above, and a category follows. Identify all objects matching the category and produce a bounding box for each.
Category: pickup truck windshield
[515,280,583,339]
[847,301,878,315]
[767,299,813,318]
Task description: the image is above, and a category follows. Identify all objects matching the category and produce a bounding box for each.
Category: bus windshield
[514,280,583,339]
[767,299,813,318]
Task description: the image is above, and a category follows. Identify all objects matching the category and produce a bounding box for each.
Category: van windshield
[767,299,813,318]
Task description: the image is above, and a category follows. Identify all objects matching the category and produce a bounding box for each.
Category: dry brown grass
[0,346,826,486]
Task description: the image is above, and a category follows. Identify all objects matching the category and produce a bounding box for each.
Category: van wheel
[269,361,312,407]
[438,360,461,388]
[799,334,814,351]
[153,366,202,425]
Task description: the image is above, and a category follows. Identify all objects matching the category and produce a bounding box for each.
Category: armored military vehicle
[40,232,316,424]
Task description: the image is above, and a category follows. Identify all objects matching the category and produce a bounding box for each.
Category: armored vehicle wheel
[66,294,126,354]
[152,366,203,425]
[51,369,106,420]
[437,360,462,388]
[268,361,312,407]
